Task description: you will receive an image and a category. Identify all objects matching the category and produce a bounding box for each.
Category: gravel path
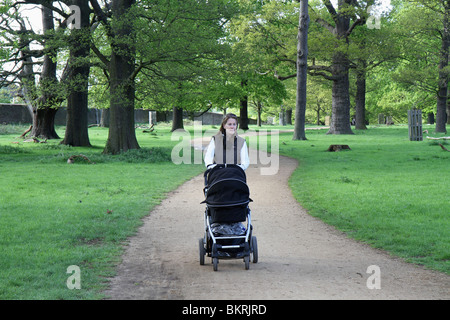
[104,134,449,300]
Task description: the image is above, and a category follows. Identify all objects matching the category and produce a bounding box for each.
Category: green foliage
[2,0,447,129]
[130,0,241,111]
[374,0,449,117]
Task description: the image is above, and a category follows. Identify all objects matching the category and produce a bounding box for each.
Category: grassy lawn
[277,124,449,274]
[0,122,448,300]
[0,124,205,299]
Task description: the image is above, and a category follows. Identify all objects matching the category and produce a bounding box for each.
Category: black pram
[199,164,258,271]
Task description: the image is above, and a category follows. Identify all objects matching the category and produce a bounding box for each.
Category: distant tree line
[0,0,447,153]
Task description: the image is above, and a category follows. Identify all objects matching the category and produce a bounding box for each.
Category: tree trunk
[171,106,184,131]
[286,108,292,125]
[279,108,286,126]
[328,49,353,135]
[314,0,355,135]
[239,80,249,130]
[103,0,139,154]
[293,0,308,141]
[256,101,262,127]
[100,109,109,127]
[239,99,249,130]
[316,103,321,125]
[436,1,449,133]
[31,108,60,139]
[447,96,450,124]
[326,1,354,135]
[104,65,139,154]
[61,0,91,146]
[355,59,367,130]
[239,100,249,130]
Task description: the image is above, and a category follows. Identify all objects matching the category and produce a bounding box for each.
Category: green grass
[0,122,448,300]
[0,124,205,299]
[277,124,449,274]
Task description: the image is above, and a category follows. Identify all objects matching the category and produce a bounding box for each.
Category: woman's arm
[204,139,215,168]
[239,141,249,170]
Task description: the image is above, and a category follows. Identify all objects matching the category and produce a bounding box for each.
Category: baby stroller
[199,164,258,271]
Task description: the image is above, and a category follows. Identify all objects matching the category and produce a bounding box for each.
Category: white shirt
[204,138,250,170]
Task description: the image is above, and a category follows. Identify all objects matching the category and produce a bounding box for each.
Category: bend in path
[104,134,449,300]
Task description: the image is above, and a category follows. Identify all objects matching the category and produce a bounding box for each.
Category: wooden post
[408,109,423,141]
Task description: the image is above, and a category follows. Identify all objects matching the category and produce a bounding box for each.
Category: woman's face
[224,118,237,133]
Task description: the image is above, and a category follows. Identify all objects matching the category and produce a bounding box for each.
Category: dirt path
[104,135,449,300]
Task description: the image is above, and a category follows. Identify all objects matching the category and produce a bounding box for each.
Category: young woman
[204,113,249,170]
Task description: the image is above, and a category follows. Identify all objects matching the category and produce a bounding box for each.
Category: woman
[204,113,249,170]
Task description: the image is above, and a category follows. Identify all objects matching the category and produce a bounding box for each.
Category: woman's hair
[220,113,238,134]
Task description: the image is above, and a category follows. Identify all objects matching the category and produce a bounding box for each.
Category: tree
[90,0,239,152]
[89,0,140,154]
[239,80,249,130]
[390,0,448,132]
[102,0,139,154]
[31,5,62,139]
[0,1,95,142]
[247,73,288,126]
[308,1,374,135]
[430,0,449,132]
[228,0,369,135]
[90,0,141,154]
[307,82,331,124]
[223,0,295,128]
[61,0,91,146]
[350,8,399,130]
[293,0,309,140]
[0,3,66,139]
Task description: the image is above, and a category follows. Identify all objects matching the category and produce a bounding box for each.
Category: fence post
[408,109,423,141]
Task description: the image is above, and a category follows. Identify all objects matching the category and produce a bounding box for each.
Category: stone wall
[0,104,99,125]
[0,104,32,124]
[0,104,242,126]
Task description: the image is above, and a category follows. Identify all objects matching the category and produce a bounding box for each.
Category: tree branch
[347,18,365,36]
[307,64,337,80]
[322,0,338,23]
[274,71,296,81]
[315,17,335,33]
[90,42,110,67]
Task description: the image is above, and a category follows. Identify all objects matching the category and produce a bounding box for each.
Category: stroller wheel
[199,238,205,265]
[251,236,258,263]
[244,256,250,270]
[212,243,219,271]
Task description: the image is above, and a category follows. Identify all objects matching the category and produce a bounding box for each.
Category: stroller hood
[203,165,251,207]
